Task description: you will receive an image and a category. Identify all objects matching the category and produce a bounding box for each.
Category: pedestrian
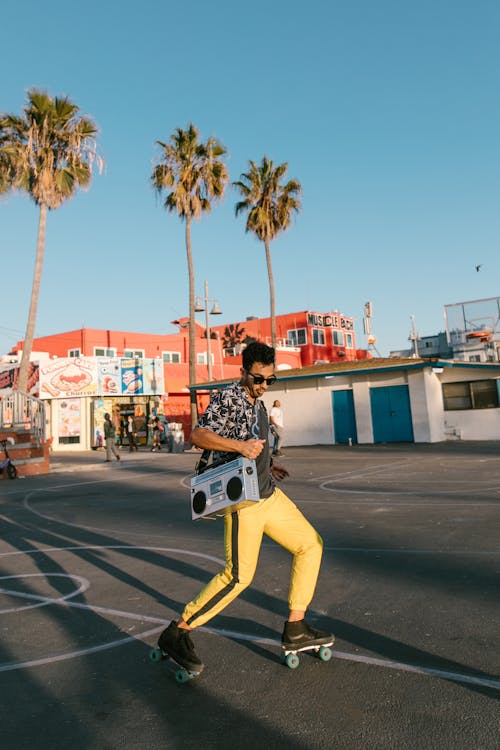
[127,415,138,451]
[269,399,284,456]
[118,418,126,447]
[156,342,332,675]
[151,417,163,451]
[103,413,120,462]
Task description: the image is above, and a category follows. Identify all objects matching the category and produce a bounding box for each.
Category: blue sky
[1,0,499,357]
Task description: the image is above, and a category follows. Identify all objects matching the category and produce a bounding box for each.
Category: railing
[0,389,46,445]
[265,337,299,349]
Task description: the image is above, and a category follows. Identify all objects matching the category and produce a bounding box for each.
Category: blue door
[370,385,414,443]
[332,389,358,444]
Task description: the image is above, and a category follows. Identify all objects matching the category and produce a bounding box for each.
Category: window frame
[312,328,326,346]
[287,328,307,346]
[442,379,499,411]
[196,351,215,365]
[332,330,344,347]
[162,351,181,364]
[94,347,117,357]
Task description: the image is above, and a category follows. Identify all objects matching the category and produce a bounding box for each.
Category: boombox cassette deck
[190,456,260,520]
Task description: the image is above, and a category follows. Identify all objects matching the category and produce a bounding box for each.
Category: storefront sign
[38,357,165,399]
[0,362,39,394]
[58,398,81,439]
[97,358,121,396]
[307,312,354,331]
[39,358,98,398]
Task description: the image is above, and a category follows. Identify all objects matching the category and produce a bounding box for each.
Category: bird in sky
[475,264,483,272]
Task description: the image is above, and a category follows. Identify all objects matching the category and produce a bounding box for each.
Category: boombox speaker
[190,455,260,520]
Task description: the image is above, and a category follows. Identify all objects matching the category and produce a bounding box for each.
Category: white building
[194,358,500,445]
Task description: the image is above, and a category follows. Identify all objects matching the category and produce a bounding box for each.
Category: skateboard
[280,640,334,670]
[149,647,203,683]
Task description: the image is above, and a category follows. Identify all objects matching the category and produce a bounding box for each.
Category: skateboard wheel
[175,668,190,684]
[319,646,332,662]
[285,653,300,669]
[149,647,163,663]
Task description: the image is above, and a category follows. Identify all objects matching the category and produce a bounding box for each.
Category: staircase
[0,389,50,479]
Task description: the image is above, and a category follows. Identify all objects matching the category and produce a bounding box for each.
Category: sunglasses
[245,370,277,386]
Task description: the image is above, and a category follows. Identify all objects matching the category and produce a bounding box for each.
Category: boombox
[190,456,260,520]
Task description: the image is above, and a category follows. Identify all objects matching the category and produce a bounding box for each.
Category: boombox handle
[195,449,236,476]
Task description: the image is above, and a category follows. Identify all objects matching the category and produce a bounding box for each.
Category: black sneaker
[158,621,204,673]
[281,619,334,649]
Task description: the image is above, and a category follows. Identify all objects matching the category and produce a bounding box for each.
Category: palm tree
[234,157,301,350]
[0,89,101,391]
[150,123,228,431]
[0,128,13,194]
[222,323,247,349]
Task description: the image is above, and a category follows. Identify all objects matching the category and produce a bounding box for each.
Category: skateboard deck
[149,647,203,683]
[281,639,335,669]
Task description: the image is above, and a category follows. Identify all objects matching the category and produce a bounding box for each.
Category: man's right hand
[240,439,266,459]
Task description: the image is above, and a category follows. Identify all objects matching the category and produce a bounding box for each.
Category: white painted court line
[0,573,89,614]
[0,544,498,690]
[206,627,500,692]
[0,626,166,673]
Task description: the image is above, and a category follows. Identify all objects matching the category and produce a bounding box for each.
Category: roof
[189,357,500,391]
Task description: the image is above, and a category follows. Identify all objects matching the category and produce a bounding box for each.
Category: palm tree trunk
[185,216,198,433]
[264,239,277,350]
[17,202,47,392]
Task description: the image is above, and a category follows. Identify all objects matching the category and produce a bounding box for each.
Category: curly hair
[242,341,275,370]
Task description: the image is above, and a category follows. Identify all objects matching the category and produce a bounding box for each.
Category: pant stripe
[186,512,240,626]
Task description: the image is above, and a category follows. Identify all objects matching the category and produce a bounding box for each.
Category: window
[288,328,307,346]
[94,347,117,357]
[124,349,144,358]
[68,348,80,358]
[345,333,353,349]
[162,351,181,364]
[197,352,214,365]
[332,330,344,346]
[312,328,325,346]
[442,379,499,411]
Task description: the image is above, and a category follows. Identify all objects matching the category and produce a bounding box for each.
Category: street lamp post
[195,280,222,380]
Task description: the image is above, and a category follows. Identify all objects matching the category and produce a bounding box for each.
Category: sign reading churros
[38,357,164,399]
[39,358,98,398]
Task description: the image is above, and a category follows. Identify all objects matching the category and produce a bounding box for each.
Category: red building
[210,309,370,366]
[4,309,369,450]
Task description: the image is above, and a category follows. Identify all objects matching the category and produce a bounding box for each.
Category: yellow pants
[181,486,323,628]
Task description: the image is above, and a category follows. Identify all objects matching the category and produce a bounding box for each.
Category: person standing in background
[103,413,120,462]
[270,399,284,456]
[127,415,138,451]
[151,417,163,451]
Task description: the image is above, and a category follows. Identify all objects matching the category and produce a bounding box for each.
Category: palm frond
[150,123,228,221]
[0,88,102,209]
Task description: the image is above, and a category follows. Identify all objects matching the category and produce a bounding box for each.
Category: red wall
[209,310,370,366]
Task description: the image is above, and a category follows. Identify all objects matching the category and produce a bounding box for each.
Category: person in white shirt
[270,399,284,456]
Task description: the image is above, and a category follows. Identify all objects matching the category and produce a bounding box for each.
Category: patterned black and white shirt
[197,381,274,498]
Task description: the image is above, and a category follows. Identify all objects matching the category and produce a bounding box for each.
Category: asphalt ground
[0,442,499,750]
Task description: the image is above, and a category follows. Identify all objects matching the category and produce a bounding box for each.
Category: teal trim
[188,360,500,392]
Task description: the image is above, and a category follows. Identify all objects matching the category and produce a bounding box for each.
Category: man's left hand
[271,463,289,481]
